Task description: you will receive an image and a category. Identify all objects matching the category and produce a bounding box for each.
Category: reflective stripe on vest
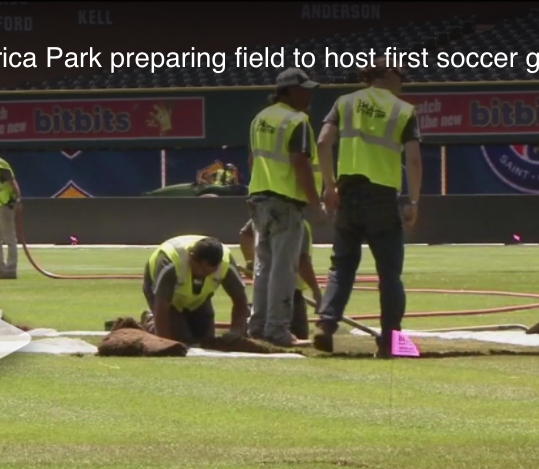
[0,158,15,206]
[150,235,229,311]
[336,88,413,189]
[340,96,404,154]
[252,111,320,172]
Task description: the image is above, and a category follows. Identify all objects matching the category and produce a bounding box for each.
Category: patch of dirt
[200,336,301,355]
[307,333,539,359]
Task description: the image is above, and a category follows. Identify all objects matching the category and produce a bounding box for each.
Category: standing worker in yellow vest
[0,157,22,279]
[247,67,325,347]
[239,218,322,339]
[313,58,423,358]
[141,235,250,345]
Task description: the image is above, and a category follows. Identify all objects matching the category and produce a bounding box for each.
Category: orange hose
[17,209,539,325]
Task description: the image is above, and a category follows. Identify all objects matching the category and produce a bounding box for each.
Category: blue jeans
[318,188,406,348]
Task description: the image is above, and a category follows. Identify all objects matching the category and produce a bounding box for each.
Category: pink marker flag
[391,330,420,357]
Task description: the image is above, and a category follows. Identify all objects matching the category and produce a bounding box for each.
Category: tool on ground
[302,295,381,338]
[526,321,539,334]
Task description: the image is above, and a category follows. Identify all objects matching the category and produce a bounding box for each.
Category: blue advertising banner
[446,145,539,194]
[5,145,444,197]
[5,150,161,197]
[12,144,536,197]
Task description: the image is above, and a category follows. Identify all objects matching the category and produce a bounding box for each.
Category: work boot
[313,320,339,353]
[374,336,392,359]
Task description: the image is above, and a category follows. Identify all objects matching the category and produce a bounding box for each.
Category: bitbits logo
[482,145,539,194]
[0,318,31,360]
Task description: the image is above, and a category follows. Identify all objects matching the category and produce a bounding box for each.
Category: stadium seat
[13,9,539,89]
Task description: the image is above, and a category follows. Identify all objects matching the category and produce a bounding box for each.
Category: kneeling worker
[239,219,322,339]
[142,235,250,345]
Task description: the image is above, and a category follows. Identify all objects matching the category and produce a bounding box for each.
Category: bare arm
[153,296,174,340]
[401,113,422,203]
[289,120,320,206]
[317,123,339,189]
[291,153,320,206]
[404,141,422,203]
[317,101,340,189]
[298,253,319,295]
[297,225,321,299]
[152,264,177,340]
[238,220,255,268]
[221,258,249,336]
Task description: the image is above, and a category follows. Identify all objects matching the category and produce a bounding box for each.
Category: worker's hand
[308,202,328,226]
[322,185,339,213]
[403,203,418,229]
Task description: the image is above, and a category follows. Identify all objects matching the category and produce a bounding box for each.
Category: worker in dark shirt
[141,235,250,345]
[0,157,22,279]
[313,58,423,358]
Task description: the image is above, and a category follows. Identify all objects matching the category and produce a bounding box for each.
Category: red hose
[17,210,539,325]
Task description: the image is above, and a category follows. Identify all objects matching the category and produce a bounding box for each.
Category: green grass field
[1,245,539,469]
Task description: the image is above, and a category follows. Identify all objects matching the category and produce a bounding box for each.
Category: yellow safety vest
[297,220,313,291]
[249,102,323,202]
[336,87,414,190]
[148,235,231,311]
[0,158,16,206]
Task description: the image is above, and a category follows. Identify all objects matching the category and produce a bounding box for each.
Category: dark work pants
[318,189,406,348]
[291,289,309,340]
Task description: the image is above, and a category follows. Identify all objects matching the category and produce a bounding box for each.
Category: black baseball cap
[276,68,320,89]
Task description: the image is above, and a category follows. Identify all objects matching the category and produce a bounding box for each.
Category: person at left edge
[141,235,250,345]
[0,157,22,280]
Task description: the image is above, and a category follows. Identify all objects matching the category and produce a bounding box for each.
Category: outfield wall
[19,196,539,245]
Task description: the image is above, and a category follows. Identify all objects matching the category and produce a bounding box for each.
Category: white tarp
[11,329,305,358]
[350,327,539,347]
